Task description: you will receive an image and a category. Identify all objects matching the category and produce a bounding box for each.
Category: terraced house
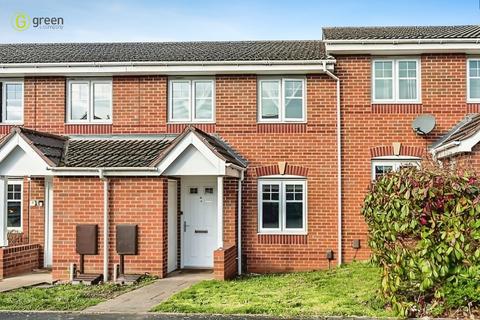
[0,25,478,282]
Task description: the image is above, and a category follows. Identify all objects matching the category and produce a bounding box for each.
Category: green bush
[361,165,480,317]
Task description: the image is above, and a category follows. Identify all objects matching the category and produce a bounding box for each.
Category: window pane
[93,83,112,120]
[285,98,303,119]
[70,83,89,121]
[286,203,303,229]
[261,81,280,120]
[172,82,190,99]
[172,99,189,120]
[375,165,393,180]
[398,61,417,78]
[7,202,21,228]
[284,80,303,98]
[262,202,279,229]
[471,79,480,99]
[399,79,417,100]
[374,61,392,78]
[4,83,23,121]
[194,81,212,99]
[171,82,190,120]
[470,60,480,77]
[195,99,212,120]
[374,79,393,100]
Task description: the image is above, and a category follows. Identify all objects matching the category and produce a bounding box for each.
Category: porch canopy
[0,125,247,246]
[430,114,480,159]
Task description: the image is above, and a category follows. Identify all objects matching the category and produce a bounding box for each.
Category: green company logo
[11,12,31,31]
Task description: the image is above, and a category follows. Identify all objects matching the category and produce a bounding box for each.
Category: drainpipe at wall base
[99,169,109,282]
[325,65,343,266]
[237,170,245,275]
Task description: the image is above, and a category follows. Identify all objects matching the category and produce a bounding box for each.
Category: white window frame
[6,180,23,232]
[66,78,113,124]
[258,178,307,234]
[258,77,306,123]
[1,80,24,124]
[372,58,421,104]
[371,157,420,180]
[467,58,480,103]
[168,78,215,123]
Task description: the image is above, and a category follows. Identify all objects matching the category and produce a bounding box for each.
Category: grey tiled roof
[61,138,172,167]
[6,126,247,169]
[0,40,327,64]
[430,114,480,150]
[14,127,67,166]
[323,25,480,40]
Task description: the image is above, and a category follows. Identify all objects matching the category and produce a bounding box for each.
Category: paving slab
[84,270,213,313]
[0,272,52,292]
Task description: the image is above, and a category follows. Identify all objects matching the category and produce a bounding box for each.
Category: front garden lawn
[0,276,155,311]
[152,262,394,317]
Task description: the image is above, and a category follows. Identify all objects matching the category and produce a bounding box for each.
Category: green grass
[152,262,395,317]
[0,275,155,311]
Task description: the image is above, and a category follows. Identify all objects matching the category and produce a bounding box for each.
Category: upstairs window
[6,181,22,231]
[258,179,307,234]
[372,59,420,103]
[169,79,215,123]
[1,81,24,124]
[258,78,306,122]
[67,79,112,123]
[468,59,480,102]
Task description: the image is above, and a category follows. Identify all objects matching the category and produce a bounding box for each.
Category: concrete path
[84,270,213,313]
[0,272,52,292]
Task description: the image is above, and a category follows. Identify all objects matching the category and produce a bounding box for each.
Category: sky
[0,0,479,43]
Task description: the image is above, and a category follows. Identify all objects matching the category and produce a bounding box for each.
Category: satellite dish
[412,114,436,135]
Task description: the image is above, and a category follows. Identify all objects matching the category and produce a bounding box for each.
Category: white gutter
[0,60,336,76]
[99,169,109,282]
[0,59,336,68]
[237,169,245,275]
[324,38,480,44]
[49,167,158,172]
[324,64,342,266]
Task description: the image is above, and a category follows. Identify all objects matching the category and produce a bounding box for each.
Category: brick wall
[213,244,237,280]
[52,176,168,281]
[0,244,41,279]
[337,53,469,261]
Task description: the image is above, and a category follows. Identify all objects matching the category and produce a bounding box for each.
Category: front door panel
[183,177,217,268]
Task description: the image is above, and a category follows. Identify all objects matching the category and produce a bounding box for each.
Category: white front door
[182,177,217,268]
[44,178,53,267]
[167,180,178,273]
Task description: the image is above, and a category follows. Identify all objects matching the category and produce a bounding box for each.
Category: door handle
[183,221,191,232]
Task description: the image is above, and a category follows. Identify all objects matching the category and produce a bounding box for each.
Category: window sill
[0,122,23,126]
[257,231,307,236]
[66,122,113,125]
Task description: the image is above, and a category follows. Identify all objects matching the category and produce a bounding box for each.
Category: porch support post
[0,177,7,247]
[217,176,223,248]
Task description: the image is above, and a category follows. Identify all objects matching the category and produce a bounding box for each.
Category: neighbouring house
[0,25,478,281]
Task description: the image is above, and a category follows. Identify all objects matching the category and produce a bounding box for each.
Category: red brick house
[0,25,477,281]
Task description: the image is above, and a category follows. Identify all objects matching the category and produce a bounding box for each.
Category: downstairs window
[258,179,307,234]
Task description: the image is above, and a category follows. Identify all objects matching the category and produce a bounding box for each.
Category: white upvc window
[372,58,421,103]
[6,180,22,231]
[67,79,112,123]
[258,179,307,234]
[371,158,420,180]
[258,77,306,122]
[468,59,480,102]
[1,81,24,124]
[168,79,215,123]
